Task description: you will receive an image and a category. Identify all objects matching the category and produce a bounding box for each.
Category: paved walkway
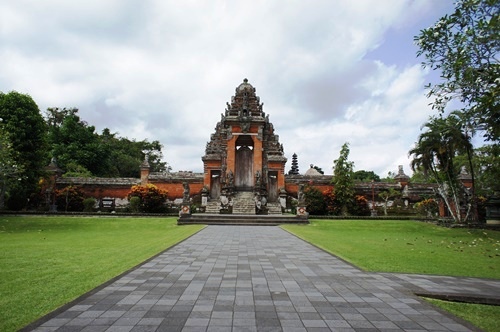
[28,226,500,332]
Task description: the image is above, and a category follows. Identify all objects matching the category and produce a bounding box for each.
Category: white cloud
[0,0,455,177]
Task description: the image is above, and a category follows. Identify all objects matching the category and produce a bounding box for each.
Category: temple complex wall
[45,79,477,218]
[55,172,205,205]
[55,171,437,208]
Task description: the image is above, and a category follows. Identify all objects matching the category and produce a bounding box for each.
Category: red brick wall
[151,181,204,200]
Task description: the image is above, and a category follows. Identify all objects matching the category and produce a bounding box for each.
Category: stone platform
[178,214,309,225]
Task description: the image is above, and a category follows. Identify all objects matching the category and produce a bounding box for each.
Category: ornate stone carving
[202,79,288,209]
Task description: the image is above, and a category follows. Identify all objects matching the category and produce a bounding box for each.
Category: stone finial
[394,165,410,185]
[458,166,472,181]
[46,157,63,176]
[140,157,150,185]
[394,165,409,179]
[140,155,150,169]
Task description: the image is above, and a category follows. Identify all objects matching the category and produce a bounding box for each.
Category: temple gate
[202,79,287,213]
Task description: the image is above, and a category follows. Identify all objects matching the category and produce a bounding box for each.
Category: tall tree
[409,114,475,222]
[0,126,23,209]
[415,0,499,142]
[46,108,169,178]
[473,144,500,195]
[332,142,355,216]
[46,108,111,177]
[100,128,168,177]
[353,170,380,182]
[0,91,48,210]
[378,188,401,216]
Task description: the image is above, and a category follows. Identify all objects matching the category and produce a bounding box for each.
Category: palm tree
[409,114,475,222]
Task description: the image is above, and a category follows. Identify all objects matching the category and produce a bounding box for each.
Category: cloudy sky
[0,0,455,176]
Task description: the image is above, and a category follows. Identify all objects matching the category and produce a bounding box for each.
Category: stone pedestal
[297,205,307,217]
[279,188,287,211]
[179,204,191,217]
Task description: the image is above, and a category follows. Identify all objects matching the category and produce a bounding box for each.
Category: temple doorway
[268,171,278,202]
[210,170,221,199]
[235,135,254,191]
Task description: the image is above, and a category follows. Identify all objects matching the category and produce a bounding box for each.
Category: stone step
[232,191,256,214]
[267,202,282,215]
[203,192,283,215]
[178,214,308,225]
[205,200,220,214]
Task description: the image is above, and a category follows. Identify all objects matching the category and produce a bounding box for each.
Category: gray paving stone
[27,226,494,332]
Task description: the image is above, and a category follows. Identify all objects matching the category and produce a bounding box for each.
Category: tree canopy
[46,108,169,178]
[409,114,476,222]
[353,170,380,182]
[0,91,48,209]
[0,126,23,209]
[415,0,499,142]
[331,142,355,216]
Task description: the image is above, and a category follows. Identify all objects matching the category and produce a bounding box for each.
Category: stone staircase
[205,200,220,214]
[178,214,308,225]
[202,191,282,216]
[232,191,256,214]
[181,191,305,225]
[267,202,282,215]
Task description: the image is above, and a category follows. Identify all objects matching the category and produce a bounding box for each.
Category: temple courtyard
[25,225,500,332]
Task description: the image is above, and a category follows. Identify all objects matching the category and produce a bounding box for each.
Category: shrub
[55,186,85,211]
[304,185,327,215]
[414,198,439,218]
[83,197,96,212]
[129,196,141,213]
[324,189,340,215]
[348,195,371,216]
[127,184,168,213]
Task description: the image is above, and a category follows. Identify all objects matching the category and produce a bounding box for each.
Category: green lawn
[2,217,500,332]
[0,216,203,332]
[282,219,500,279]
[425,298,500,332]
[283,219,500,332]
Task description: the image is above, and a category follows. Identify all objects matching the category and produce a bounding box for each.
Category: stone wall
[284,174,436,203]
[55,170,436,210]
[55,172,205,206]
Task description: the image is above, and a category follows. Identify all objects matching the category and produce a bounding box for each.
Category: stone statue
[298,184,305,205]
[254,193,262,211]
[182,182,190,203]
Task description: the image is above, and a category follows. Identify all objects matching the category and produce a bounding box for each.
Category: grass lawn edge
[18,224,207,332]
[279,225,365,271]
[422,298,497,332]
[280,223,498,332]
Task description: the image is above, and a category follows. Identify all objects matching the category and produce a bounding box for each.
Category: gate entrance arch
[202,79,287,203]
[235,135,254,191]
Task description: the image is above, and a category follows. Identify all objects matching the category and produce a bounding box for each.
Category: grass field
[282,219,500,332]
[2,217,499,332]
[424,298,500,332]
[0,216,203,332]
[282,219,500,279]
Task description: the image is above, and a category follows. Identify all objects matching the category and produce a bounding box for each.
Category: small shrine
[202,79,287,212]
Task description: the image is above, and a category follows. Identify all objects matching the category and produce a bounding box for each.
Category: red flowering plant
[55,186,85,212]
[127,184,168,213]
[414,198,439,218]
[349,195,371,216]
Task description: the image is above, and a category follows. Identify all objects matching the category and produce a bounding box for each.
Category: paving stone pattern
[30,226,494,332]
